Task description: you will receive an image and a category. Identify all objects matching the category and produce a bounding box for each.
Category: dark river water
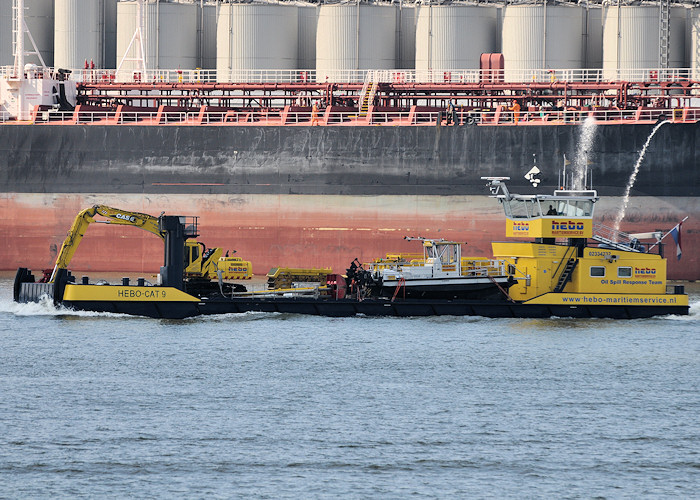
[1,278,698,498]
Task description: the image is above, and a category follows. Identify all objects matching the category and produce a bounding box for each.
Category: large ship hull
[1,123,697,279]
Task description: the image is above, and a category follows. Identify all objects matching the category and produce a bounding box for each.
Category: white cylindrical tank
[501,4,584,79]
[217,3,298,80]
[27,0,54,67]
[23,0,54,67]
[117,1,198,71]
[1,0,54,67]
[103,0,117,68]
[603,5,685,79]
[415,4,498,71]
[397,3,415,69]
[686,7,692,69]
[54,0,117,69]
[298,3,318,70]
[584,5,603,69]
[0,0,12,66]
[316,3,396,82]
[688,8,700,79]
[197,2,217,69]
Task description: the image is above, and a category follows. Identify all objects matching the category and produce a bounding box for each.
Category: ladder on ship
[359,70,378,117]
[658,0,670,70]
[591,223,642,253]
[553,246,578,293]
[554,259,578,293]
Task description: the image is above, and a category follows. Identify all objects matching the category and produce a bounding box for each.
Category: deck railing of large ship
[2,66,698,85]
[7,107,695,126]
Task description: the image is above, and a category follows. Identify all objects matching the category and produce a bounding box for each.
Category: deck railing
[461,258,507,278]
[2,66,698,85]
[7,107,692,126]
[593,223,636,247]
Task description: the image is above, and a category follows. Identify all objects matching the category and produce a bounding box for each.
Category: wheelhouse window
[503,198,542,219]
[590,266,606,277]
[617,267,632,278]
[556,200,594,217]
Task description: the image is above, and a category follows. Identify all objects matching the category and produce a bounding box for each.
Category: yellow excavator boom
[50,205,164,282]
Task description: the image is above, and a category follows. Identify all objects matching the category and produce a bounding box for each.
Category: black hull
[378,282,509,300]
[62,298,688,320]
[1,122,698,197]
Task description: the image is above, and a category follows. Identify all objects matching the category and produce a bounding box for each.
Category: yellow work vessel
[483,177,688,309]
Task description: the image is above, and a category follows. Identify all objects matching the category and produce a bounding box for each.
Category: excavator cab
[185,241,219,278]
[184,240,252,280]
[185,241,202,270]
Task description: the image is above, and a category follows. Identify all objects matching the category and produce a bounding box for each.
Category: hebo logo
[551,220,585,231]
[551,220,585,235]
[634,267,657,277]
[513,221,529,232]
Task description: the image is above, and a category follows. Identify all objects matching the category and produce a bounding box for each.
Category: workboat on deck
[13,178,689,319]
[355,237,513,301]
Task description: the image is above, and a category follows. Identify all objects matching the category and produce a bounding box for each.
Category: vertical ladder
[658,0,670,70]
[12,0,23,77]
[359,70,377,117]
[554,259,578,293]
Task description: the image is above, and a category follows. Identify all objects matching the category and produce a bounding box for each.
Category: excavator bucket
[14,268,70,305]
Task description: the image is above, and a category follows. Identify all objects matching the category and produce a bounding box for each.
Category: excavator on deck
[33,205,251,294]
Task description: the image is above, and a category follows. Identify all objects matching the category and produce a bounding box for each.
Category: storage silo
[316,3,396,82]
[687,7,692,69]
[397,3,415,69]
[585,5,603,69]
[197,1,217,69]
[54,0,117,69]
[217,3,298,81]
[0,0,54,67]
[104,0,117,68]
[603,5,685,80]
[0,0,11,66]
[689,8,700,79]
[26,0,54,67]
[298,3,318,70]
[501,4,584,80]
[117,1,198,71]
[415,4,498,71]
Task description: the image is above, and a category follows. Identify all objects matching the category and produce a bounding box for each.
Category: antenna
[116,0,148,80]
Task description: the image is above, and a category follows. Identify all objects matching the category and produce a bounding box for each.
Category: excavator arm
[49,205,164,282]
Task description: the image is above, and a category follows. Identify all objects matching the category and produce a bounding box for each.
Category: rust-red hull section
[1,193,697,280]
